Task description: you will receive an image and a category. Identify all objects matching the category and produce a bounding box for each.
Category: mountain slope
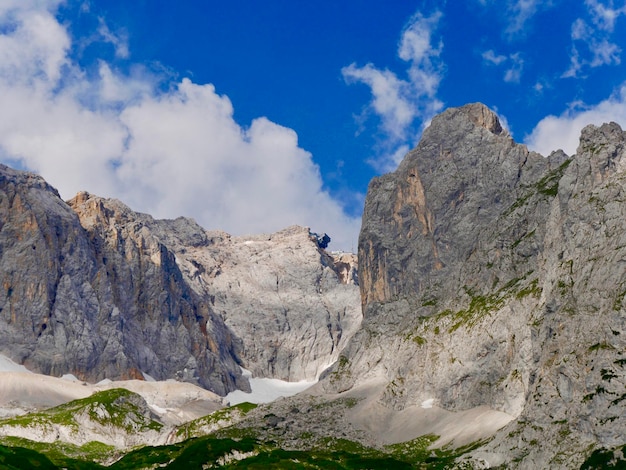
[0,168,360,395]
[321,103,626,468]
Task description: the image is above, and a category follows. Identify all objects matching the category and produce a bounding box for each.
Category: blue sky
[1,1,626,250]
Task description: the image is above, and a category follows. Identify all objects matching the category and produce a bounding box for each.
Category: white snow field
[225,368,316,405]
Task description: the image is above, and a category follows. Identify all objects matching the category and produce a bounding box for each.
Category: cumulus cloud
[525,83,626,156]
[342,10,444,172]
[0,3,360,251]
[564,1,626,77]
[342,64,416,142]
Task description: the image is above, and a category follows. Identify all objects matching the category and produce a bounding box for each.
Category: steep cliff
[0,170,245,395]
[328,103,626,468]
[0,169,360,395]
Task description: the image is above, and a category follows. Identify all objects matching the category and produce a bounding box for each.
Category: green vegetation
[512,229,536,249]
[0,407,487,470]
[110,436,260,469]
[446,291,504,333]
[600,368,618,381]
[176,402,257,440]
[0,432,486,469]
[0,388,163,434]
[0,444,62,470]
[580,444,626,469]
[405,333,426,346]
[432,274,540,333]
[386,435,488,469]
[610,392,626,406]
[503,159,571,216]
[538,159,572,197]
[0,436,113,467]
[327,354,353,386]
[582,385,612,402]
[588,342,615,352]
[515,278,541,299]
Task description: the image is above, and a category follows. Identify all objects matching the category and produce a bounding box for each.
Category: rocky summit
[319,103,626,468]
[1,102,626,469]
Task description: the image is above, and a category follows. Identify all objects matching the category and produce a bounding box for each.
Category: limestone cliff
[0,169,360,395]
[330,103,626,468]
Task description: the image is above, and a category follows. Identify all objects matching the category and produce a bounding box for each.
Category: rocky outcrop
[0,168,361,394]
[0,170,245,395]
[169,226,361,381]
[69,193,361,383]
[327,103,626,468]
[0,388,168,450]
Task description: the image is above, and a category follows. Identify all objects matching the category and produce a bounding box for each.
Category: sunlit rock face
[0,166,361,395]
[328,103,626,468]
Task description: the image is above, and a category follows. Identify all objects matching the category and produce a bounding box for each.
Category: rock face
[329,103,626,467]
[0,168,360,394]
[173,227,361,381]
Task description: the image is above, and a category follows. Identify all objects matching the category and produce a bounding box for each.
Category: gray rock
[0,169,361,395]
[143,219,361,382]
[332,104,626,467]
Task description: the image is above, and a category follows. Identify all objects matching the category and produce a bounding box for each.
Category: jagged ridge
[0,169,360,395]
[326,103,626,468]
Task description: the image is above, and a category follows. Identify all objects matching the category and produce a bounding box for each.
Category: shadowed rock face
[336,103,626,468]
[0,168,361,395]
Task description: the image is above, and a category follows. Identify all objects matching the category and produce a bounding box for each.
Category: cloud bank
[0,3,360,251]
[526,83,626,156]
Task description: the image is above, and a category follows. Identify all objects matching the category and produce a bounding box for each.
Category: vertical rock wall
[344,103,626,467]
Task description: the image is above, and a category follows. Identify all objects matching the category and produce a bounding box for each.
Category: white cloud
[571,18,591,40]
[590,38,621,66]
[342,10,444,172]
[342,64,416,141]
[506,0,542,35]
[476,0,546,36]
[525,83,626,156]
[97,17,129,59]
[504,53,524,83]
[0,2,360,251]
[0,4,70,86]
[565,2,626,77]
[562,46,583,78]
[585,0,626,31]
[482,50,507,65]
[481,49,524,83]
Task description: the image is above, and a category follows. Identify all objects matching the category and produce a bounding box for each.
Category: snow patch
[421,398,435,409]
[142,371,157,382]
[148,403,169,415]
[61,374,80,381]
[225,368,315,405]
[0,355,31,373]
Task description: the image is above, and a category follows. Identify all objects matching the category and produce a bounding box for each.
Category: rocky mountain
[318,103,626,468]
[2,102,626,469]
[0,169,360,395]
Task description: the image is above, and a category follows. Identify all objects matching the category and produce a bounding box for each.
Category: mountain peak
[457,102,506,135]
